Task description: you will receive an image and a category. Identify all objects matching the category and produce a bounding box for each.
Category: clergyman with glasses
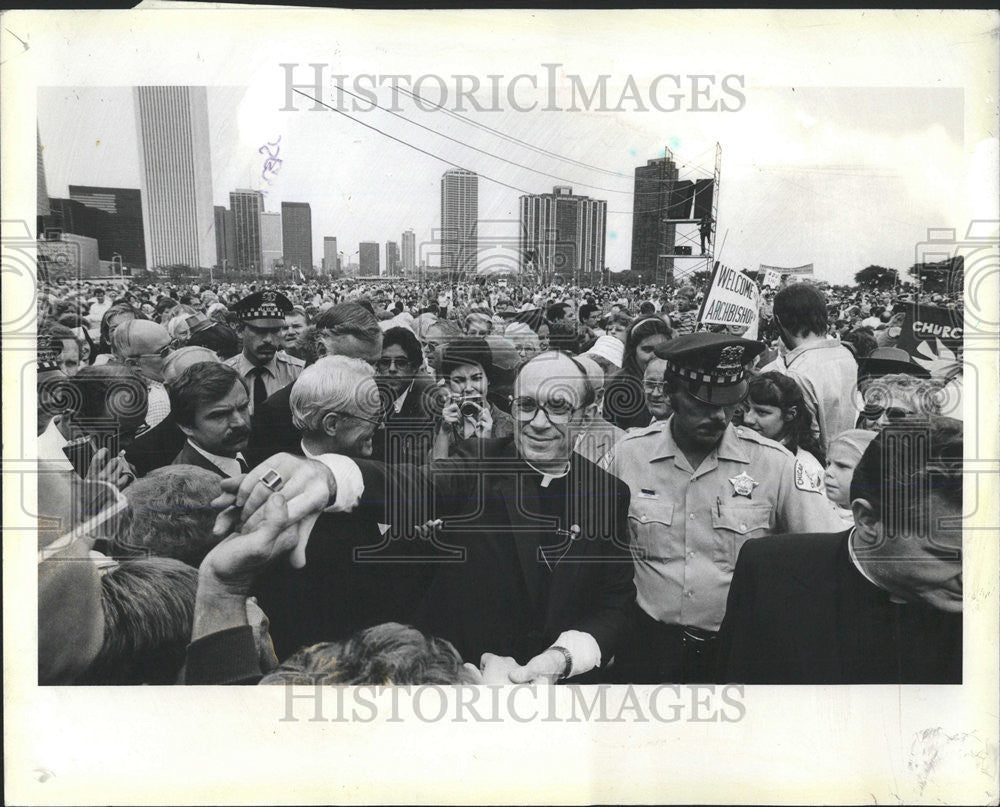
[219,351,636,684]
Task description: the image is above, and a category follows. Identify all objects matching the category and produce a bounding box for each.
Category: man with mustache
[169,362,251,478]
[610,332,843,683]
[225,290,304,416]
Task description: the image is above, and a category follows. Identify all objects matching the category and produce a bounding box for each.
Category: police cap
[232,290,292,328]
[654,332,765,406]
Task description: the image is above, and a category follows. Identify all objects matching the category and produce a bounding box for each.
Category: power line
[292,89,533,195]
[392,85,633,180]
[333,84,634,195]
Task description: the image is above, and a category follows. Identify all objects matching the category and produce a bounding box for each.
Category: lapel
[180,444,227,477]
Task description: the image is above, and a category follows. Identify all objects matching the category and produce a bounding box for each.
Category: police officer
[610,332,843,683]
[225,290,304,414]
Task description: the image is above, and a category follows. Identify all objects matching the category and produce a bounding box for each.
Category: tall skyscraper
[323,236,338,275]
[260,211,283,276]
[213,206,237,272]
[359,241,380,277]
[281,201,313,273]
[519,186,607,285]
[401,229,416,273]
[230,189,264,273]
[134,86,216,270]
[37,127,50,220]
[68,185,146,268]
[440,169,478,279]
[630,156,679,282]
[385,240,400,277]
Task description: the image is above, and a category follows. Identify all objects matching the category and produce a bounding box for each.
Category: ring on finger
[260,468,284,491]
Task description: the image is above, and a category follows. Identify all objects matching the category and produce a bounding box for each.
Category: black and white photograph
[3,6,998,805]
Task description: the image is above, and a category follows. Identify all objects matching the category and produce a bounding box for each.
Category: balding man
[223,351,636,683]
[112,320,172,428]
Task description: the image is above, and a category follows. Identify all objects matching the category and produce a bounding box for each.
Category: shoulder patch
[793,458,825,493]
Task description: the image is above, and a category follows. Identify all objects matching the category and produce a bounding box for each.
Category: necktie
[250,366,268,410]
[237,455,249,474]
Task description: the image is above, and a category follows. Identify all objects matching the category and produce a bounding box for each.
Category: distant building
[322,236,338,275]
[68,185,146,269]
[401,229,416,273]
[519,185,606,284]
[37,232,101,279]
[281,201,313,274]
[230,189,264,273]
[359,241,380,277]
[441,169,478,279]
[213,206,237,273]
[260,211,283,276]
[37,128,50,220]
[385,240,400,277]
[134,86,216,270]
[630,156,678,282]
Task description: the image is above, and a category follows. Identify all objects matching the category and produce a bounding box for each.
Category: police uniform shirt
[612,417,844,631]
[225,350,304,412]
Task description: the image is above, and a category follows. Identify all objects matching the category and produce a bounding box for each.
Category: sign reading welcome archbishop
[698,261,761,334]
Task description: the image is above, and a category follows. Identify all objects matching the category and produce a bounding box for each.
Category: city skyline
[37,76,974,284]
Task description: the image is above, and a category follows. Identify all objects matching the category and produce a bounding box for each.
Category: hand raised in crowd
[211,453,338,569]
[194,492,299,642]
[439,400,463,426]
[85,447,136,491]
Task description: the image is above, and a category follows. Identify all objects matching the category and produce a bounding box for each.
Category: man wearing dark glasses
[610,332,844,684]
[111,319,173,428]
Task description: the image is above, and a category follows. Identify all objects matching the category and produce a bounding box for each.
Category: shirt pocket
[711,504,773,573]
[628,499,674,560]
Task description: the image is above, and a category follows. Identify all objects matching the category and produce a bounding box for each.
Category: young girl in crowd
[823,428,879,528]
[740,372,827,487]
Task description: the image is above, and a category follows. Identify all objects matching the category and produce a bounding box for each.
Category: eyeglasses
[375,356,414,372]
[334,410,382,427]
[510,396,584,424]
[127,344,172,361]
[642,380,666,395]
[862,405,913,422]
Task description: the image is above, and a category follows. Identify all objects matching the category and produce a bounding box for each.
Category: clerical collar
[523,458,570,488]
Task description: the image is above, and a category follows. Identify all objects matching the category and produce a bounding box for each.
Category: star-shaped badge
[729,471,759,499]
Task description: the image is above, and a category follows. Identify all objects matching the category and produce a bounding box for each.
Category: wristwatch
[550,645,573,680]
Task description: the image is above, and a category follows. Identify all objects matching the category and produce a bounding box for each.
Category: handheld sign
[697,261,761,339]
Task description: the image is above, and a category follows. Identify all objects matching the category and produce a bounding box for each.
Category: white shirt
[146,381,170,428]
[187,439,245,478]
[393,381,414,415]
[37,416,74,471]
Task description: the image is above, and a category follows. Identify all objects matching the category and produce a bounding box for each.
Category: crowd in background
[36,271,965,686]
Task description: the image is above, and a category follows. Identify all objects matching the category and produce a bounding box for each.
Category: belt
[679,625,718,644]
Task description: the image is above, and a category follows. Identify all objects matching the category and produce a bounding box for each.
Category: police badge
[729,471,759,498]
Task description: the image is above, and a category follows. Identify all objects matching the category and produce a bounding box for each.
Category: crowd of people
[36,271,965,686]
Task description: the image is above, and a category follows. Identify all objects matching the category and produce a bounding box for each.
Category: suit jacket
[245,383,300,468]
[715,530,962,684]
[126,413,186,477]
[345,437,636,671]
[171,441,231,477]
[371,376,442,465]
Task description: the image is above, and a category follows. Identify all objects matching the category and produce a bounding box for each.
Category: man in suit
[126,346,220,476]
[169,362,251,478]
[250,355,424,659]
[216,351,636,683]
[244,302,383,467]
[373,326,442,465]
[716,415,963,684]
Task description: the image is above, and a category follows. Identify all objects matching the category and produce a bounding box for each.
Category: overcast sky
[33,10,995,285]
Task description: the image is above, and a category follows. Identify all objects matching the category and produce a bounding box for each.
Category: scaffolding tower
[654,142,722,286]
